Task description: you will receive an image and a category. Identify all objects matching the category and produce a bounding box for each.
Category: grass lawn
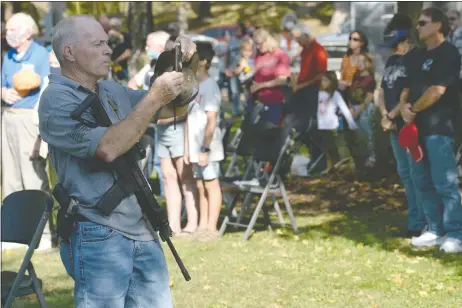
[3,173,462,308]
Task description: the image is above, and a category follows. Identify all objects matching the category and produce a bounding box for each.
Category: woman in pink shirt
[250,28,291,126]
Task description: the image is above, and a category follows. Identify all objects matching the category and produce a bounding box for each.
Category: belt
[74,214,90,222]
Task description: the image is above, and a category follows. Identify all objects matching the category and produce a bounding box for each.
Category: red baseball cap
[398,123,423,162]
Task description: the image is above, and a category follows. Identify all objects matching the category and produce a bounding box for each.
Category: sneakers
[440,238,462,253]
[411,232,446,248]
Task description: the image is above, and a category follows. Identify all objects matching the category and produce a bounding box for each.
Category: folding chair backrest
[235,120,269,157]
[254,125,292,164]
[1,190,54,248]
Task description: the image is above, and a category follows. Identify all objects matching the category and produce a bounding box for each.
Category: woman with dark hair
[339,31,370,92]
[378,13,426,238]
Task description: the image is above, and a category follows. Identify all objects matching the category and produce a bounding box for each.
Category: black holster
[52,184,79,243]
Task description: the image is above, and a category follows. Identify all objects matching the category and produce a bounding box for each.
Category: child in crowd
[317,71,357,171]
[226,38,255,113]
[348,53,377,168]
[185,43,224,241]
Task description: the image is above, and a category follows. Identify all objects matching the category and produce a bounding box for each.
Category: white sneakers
[411,232,462,253]
[411,232,446,248]
[440,238,462,253]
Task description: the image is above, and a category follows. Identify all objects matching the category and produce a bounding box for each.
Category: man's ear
[63,45,76,62]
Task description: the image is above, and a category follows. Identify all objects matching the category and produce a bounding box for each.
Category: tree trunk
[177,3,190,35]
[397,2,424,46]
[127,1,154,77]
[198,2,212,20]
[328,2,350,33]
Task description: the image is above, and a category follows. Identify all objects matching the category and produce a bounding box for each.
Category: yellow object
[13,70,41,97]
[111,62,123,73]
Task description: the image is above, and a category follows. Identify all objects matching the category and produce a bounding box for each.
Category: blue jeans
[355,103,376,163]
[60,222,172,308]
[411,135,462,240]
[228,76,242,116]
[390,132,426,231]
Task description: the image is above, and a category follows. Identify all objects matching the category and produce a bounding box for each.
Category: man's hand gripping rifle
[70,44,194,281]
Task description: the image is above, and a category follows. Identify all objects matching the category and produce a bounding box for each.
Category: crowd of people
[1,6,462,307]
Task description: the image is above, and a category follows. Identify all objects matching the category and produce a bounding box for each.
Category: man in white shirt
[128,31,170,90]
[185,43,224,240]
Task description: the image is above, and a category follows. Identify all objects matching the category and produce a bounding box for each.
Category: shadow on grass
[220,165,462,274]
[279,171,462,273]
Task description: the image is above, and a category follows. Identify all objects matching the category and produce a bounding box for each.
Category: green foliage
[311,2,335,25]
[65,2,123,18]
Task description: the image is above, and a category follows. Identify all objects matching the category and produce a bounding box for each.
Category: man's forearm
[378,89,387,115]
[96,91,161,162]
[398,88,409,116]
[388,104,401,119]
[298,73,323,89]
[202,114,217,148]
[262,76,289,89]
[411,86,445,113]
[115,49,131,63]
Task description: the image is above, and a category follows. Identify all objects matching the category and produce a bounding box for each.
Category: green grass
[3,175,462,308]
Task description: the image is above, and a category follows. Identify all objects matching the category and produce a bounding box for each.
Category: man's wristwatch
[200,146,210,153]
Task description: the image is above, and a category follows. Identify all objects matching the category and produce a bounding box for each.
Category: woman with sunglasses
[339,31,370,95]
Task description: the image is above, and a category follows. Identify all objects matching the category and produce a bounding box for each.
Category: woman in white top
[317,71,357,169]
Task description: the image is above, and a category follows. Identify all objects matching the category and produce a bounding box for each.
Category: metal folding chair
[219,125,299,240]
[1,190,54,308]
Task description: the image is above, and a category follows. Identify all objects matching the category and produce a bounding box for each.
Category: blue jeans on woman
[355,103,376,164]
[60,222,173,308]
[410,135,462,240]
[390,132,427,231]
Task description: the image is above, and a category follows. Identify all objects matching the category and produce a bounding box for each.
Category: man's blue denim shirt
[39,73,158,241]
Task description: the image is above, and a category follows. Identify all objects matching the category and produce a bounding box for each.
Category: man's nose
[104,45,113,56]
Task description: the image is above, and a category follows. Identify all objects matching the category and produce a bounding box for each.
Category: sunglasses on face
[417,20,429,27]
[349,37,361,42]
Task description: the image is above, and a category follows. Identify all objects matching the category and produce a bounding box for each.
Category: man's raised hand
[150,71,184,106]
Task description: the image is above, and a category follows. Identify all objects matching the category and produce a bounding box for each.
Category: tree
[127,1,154,76]
[397,2,424,46]
[177,3,190,35]
[198,2,212,20]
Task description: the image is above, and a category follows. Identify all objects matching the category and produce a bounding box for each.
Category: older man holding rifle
[39,15,197,307]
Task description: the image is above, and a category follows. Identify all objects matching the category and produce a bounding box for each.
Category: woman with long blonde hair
[249,28,291,126]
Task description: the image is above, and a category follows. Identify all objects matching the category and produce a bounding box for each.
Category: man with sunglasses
[400,7,462,253]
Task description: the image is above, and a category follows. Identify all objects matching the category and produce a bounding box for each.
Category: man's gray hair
[292,24,312,37]
[7,13,39,36]
[52,15,91,67]
[147,31,170,46]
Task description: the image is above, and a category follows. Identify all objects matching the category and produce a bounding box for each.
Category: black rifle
[70,47,190,282]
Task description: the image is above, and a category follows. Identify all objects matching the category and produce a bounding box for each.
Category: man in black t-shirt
[378,13,427,238]
[400,8,462,253]
[108,18,132,82]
